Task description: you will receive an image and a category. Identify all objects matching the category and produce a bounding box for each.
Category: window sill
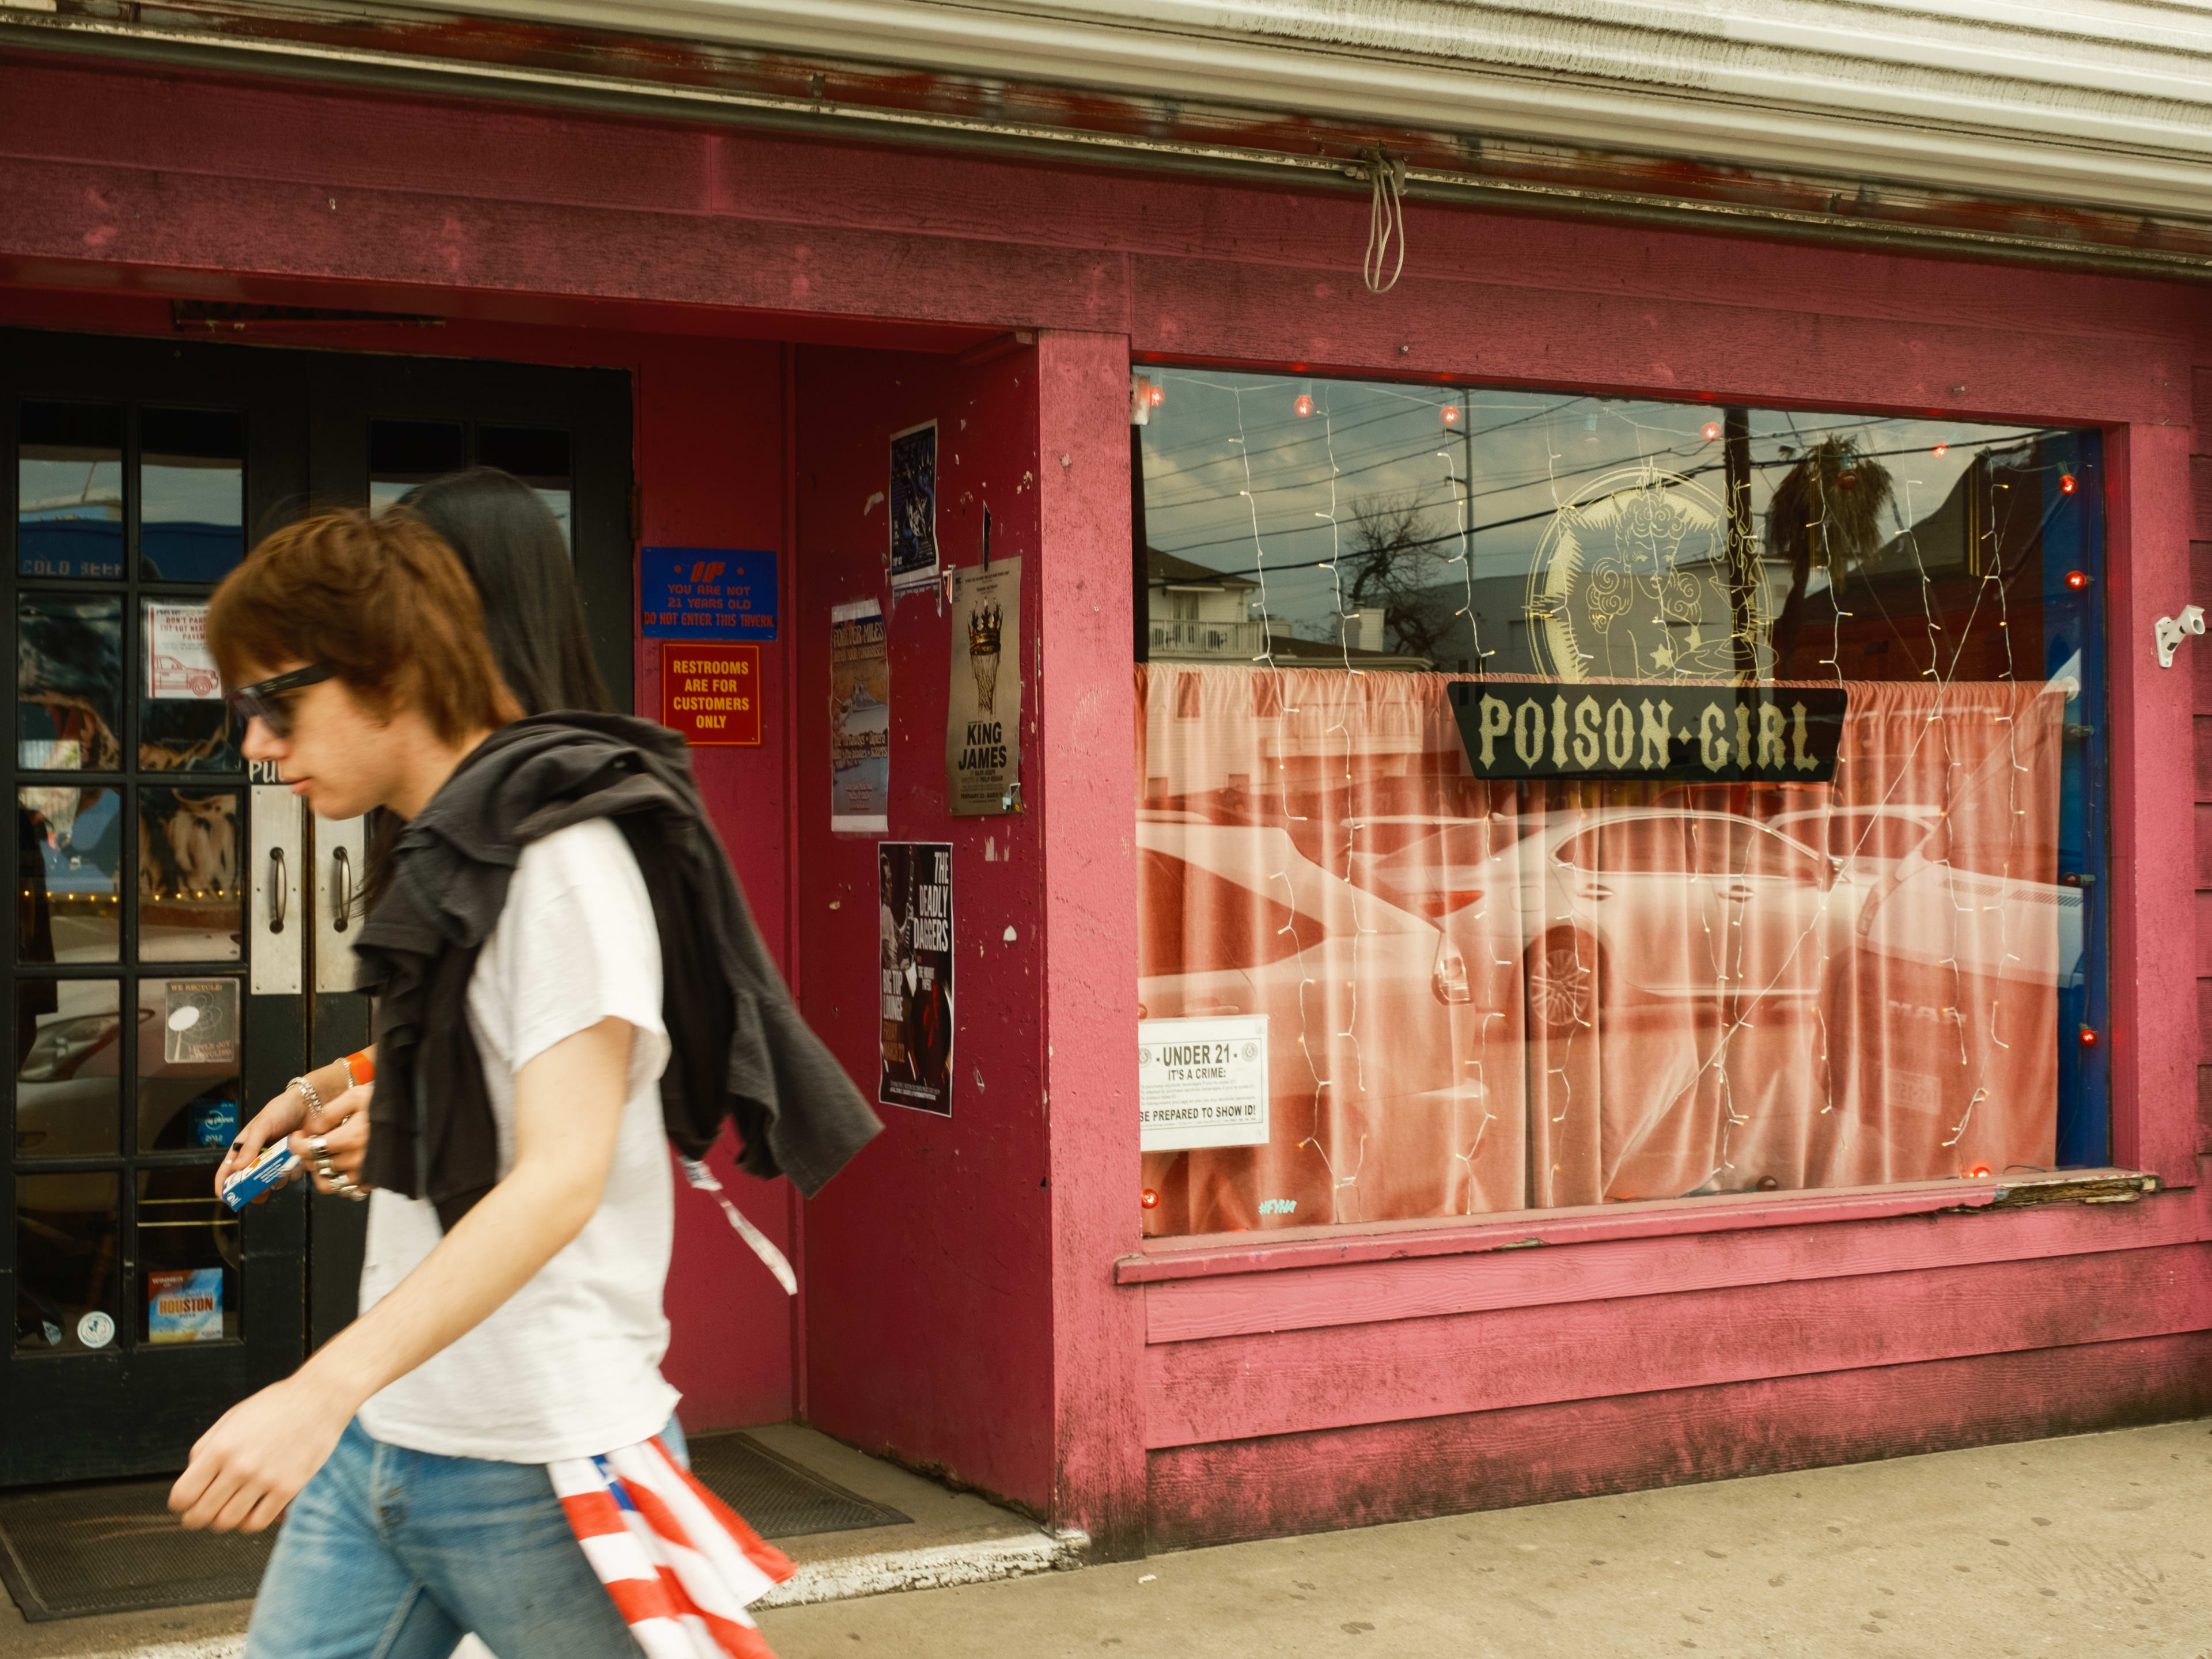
[1113,1168,2159,1285]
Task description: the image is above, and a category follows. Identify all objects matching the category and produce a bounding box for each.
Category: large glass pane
[17,402,123,581]
[140,407,244,581]
[18,785,122,962]
[18,595,122,771]
[16,1172,120,1354]
[136,975,241,1153]
[137,1171,241,1344]
[475,425,573,548]
[368,419,465,517]
[141,599,240,772]
[137,788,241,961]
[1135,373,2104,1237]
[14,979,121,1158]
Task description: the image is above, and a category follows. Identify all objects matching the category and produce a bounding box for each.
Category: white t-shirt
[355,819,680,1463]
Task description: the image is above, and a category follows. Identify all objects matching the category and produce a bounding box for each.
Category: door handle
[1722,882,1756,903]
[1578,883,1615,901]
[330,846,353,934]
[267,847,288,934]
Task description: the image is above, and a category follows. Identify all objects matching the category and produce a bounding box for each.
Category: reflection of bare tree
[1767,438,1896,662]
[1347,494,1456,659]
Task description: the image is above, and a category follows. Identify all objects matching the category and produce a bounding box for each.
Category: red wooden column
[2107,419,2199,1185]
[1035,329,1148,1557]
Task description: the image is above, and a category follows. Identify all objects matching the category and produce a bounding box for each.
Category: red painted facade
[3,43,2207,1558]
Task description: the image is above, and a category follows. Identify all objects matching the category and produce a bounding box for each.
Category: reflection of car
[1368,809,1884,1037]
[16,999,237,1165]
[1340,814,1541,914]
[1852,843,2083,991]
[1137,820,1510,1225]
[1770,805,1942,877]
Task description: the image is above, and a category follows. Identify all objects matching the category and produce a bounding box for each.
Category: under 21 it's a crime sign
[661,642,762,746]
[1139,1016,1270,1152]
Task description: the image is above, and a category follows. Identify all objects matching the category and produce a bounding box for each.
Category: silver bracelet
[290,1073,325,1120]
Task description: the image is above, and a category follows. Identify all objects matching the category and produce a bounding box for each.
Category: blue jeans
[245,1416,691,1659]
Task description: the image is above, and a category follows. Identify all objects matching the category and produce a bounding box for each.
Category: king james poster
[945,557,1022,816]
[878,841,954,1116]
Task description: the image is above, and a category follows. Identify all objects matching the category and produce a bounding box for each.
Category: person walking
[177,509,873,1656]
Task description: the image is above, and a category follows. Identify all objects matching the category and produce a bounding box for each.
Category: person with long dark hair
[217,468,604,1200]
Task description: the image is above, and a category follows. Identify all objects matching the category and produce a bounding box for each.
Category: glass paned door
[3,335,308,1486]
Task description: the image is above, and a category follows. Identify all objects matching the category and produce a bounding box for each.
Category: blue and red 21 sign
[639,547,778,641]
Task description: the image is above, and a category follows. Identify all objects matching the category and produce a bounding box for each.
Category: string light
[2065,570,2089,590]
[1439,404,1462,429]
[1701,422,1721,442]
[1294,394,1315,419]
[2060,474,2077,494]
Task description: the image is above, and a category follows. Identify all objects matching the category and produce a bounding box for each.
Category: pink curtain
[1135,666,2063,1237]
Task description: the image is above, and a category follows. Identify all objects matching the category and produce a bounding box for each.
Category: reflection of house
[1145,547,1432,669]
[1146,547,1266,661]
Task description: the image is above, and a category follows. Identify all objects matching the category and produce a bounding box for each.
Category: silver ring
[306,1135,329,1158]
[314,1154,338,1183]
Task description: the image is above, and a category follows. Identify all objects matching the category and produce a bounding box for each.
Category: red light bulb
[1933,444,1948,456]
[1294,394,1315,418]
[1701,422,1721,442]
[2078,1025,2099,1047]
[1141,1188,1160,1210]
[2060,473,2078,494]
[1440,404,1461,428]
[1968,1164,1993,1180]
[2065,569,2089,590]
[1148,384,1164,408]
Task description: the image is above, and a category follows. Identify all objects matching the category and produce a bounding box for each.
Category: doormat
[688,1434,910,1541]
[0,1478,275,1622]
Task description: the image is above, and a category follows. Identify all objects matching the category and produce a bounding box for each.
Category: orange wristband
[344,1050,376,1087]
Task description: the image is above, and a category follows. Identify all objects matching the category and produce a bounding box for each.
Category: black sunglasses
[225,664,334,740]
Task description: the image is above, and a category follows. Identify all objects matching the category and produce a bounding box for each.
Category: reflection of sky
[368,481,573,548]
[18,459,122,521]
[1139,371,2059,643]
[21,457,242,529]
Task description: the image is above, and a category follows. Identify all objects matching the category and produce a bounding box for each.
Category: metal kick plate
[249,766,304,996]
[313,813,368,995]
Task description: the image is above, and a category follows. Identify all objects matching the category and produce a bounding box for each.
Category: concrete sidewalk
[7,1418,2209,1656]
[760,1419,2212,1658]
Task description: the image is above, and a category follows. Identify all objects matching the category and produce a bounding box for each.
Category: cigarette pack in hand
[220,1143,300,1211]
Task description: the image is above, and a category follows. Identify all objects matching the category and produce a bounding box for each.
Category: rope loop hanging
[1354,146,1410,294]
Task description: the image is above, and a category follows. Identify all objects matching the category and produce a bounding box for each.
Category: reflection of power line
[1183,429,2067,579]
[1147,410,2061,541]
[1162,429,2065,573]
[1141,397,1579,509]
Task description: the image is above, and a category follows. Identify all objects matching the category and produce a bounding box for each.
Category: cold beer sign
[1449,681,1846,782]
[661,642,762,747]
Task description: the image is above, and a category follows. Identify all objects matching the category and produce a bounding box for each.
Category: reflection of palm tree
[1767,437,1896,663]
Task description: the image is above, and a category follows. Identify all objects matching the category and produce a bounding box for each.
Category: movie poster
[830,599,889,834]
[945,556,1022,816]
[888,420,939,593]
[878,840,953,1116]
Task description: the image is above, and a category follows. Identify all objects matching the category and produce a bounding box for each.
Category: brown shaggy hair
[209,509,522,743]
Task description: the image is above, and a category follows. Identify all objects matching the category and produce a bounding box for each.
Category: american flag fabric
[549,1436,795,1658]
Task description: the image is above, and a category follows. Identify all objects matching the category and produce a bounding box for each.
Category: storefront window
[1134,372,2104,1236]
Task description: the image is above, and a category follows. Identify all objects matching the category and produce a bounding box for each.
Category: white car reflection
[1769,805,1943,878]
[1851,843,2084,992]
[1136,819,1497,1135]
[16,1001,235,1166]
[1363,809,1884,1037]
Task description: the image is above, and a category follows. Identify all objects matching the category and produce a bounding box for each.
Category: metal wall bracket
[2156,604,2205,668]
